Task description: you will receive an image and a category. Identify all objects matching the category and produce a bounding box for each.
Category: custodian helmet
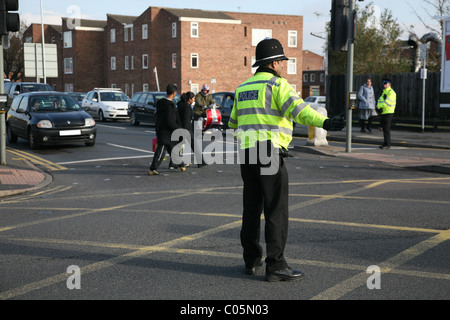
[252,38,289,68]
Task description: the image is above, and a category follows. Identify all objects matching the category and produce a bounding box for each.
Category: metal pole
[0,39,6,165]
[421,44,427,132]
[346,0,355,153]
[40,0,47,83]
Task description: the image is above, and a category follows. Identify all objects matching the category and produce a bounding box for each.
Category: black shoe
[379,145,390,149]
[245,262,264,275]
[169,164,179,170]
[265,267,304,282]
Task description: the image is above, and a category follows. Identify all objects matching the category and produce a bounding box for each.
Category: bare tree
[408,0,450,35]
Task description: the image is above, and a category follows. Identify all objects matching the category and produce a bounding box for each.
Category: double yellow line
[7,148,67,171]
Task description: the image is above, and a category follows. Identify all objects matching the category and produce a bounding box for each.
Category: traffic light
[0,0,20,35]
[330,0,349,51]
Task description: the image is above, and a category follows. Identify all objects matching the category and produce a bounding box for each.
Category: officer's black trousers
[240,150,289,274]
[381,113,394,147]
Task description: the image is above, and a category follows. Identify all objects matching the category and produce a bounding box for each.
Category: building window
[64,58,73,74]
[303,74,309,82]
[172,53,177,69]
[288,30,297,47]
[311,74,316,82]
[191,22,199,38]
[131,56,134,70]
[124,25,133,41]
[125,84,130,96]
[110,29,116,43]
[287,58,297,75]
[320,73,324,82]
[143,83,149,91]
[63,31,72,48]
[142,24,148,40]
[191,53,199,68]
[125,56,129,70]
[172,22,177,38]
[142,54,149,69]
[111,57,116,70]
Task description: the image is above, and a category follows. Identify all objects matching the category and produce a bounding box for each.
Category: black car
[5,82,54,112]
[128,91,180,126]
[211,92,234,129]
[6,92,96,149]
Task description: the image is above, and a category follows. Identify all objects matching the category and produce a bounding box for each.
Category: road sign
[23,43,58,78]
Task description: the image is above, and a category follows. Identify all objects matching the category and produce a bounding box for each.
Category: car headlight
[106,105,116,111]
[37,120,53,128]
[85,118,96,127]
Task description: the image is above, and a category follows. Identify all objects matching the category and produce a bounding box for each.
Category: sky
[18,0,442,55]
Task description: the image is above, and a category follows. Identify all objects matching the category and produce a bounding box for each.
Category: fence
[326,72,446,122]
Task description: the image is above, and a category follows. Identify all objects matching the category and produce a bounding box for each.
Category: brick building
[23,6,304,96]
[302,50,325,99]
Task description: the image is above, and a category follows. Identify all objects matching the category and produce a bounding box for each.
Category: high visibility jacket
[377,88,396,115]
[228,71,327,150]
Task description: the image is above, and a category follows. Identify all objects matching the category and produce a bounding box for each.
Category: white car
[304,96,326,109]
[82,88,130,121]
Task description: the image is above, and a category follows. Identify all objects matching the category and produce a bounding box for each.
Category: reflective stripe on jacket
[377,88,396,115]
[228,71,327,150]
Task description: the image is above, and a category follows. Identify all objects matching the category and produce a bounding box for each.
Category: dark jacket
[155,98,181,146]
[177,100,193,131]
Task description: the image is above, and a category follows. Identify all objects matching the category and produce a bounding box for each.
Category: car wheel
[130,111,140,126]
[28,130,40,150]
[98,110,106,122]
[6,123,18,143]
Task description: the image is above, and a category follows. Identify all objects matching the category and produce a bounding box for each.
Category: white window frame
[191,53,199,68]
[142,54,149,69]
[303,74,309,82]
[287,58,297,75]
[143,83,149,92]
[191,22,199,38]
[131,56,135,70]
[111,56,116,70]
[311,74,316,82]
[172,22,177,38]
[63,31,72,48]
[110,29,116,43]
[64,57,73,74]
[142,24,148,40]
[288,30,298,47]
[172,53,177,69]
[125,56,129,70]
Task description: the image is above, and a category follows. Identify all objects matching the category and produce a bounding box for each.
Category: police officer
[377,79,396,149]
[228,38,345,282]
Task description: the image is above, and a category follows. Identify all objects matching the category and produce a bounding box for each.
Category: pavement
[0,148,53,198]
[1,124,450,198]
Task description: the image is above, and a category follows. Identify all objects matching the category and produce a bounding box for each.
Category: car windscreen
[29,95,83,112]
[100,92,130,102]
[22,84,53,92]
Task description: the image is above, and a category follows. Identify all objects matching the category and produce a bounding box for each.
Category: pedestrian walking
[177,92,195,165]
[357,78,377,133]
[228,38,345,282]
[148,84,186,175]
[377,79,396,149]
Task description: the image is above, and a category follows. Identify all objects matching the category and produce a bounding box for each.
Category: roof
[163,8,238,21]
[61,18,107,29]
[107,14,138,24]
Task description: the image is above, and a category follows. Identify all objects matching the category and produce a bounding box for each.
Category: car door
[82,92,96,116]
[144,93,156,123]
[221,93,234,127]
[11,96,30,138]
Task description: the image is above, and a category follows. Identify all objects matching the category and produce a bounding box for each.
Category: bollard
[306,106,328,146]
